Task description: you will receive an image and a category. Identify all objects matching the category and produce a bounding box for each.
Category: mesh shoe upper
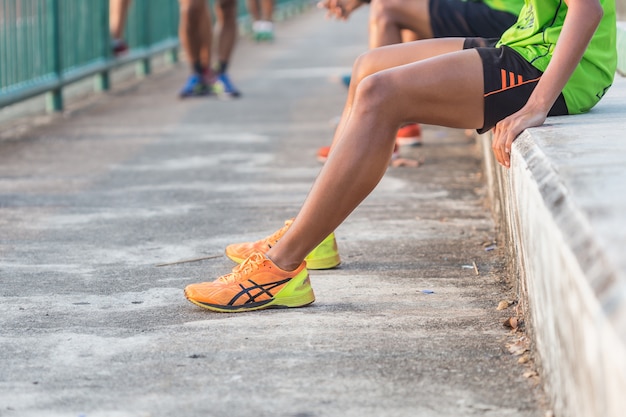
[215,73,241,98]
[225,220,292,263]
[179,73,211,97]
[225,219,341,270]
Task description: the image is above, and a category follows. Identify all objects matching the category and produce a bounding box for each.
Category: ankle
[265,253,302,272]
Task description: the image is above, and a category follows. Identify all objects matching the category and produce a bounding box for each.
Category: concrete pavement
[0,8,548,417]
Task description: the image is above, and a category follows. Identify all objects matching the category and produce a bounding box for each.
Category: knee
[353,72,396,115]
[351,50,377,88]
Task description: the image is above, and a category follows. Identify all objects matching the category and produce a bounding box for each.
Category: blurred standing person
[247,0,275,41]
[178,0,241,98]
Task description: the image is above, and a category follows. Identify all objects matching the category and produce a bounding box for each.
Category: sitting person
[316,0,525,155]
[184,0,617,312]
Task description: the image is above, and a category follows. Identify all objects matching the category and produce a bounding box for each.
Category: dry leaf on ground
[506,337,529,356]
[503,317,518,329]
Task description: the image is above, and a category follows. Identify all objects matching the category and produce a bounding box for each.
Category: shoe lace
[263,219,293,249]
[218,252,266,284]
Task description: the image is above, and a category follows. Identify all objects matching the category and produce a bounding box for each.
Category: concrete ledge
[479,74,626,417]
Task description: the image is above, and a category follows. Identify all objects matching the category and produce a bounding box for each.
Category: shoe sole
[254,34,274,42]
[303,254,340,270]
[213,82,241,99]
[179,90,213,99]
[216,93,241,100]
[184,271,315,313]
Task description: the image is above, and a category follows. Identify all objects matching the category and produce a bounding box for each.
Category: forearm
[490,0,604,169]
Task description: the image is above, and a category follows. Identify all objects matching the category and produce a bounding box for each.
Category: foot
[112,38,128,56]
[252,20,274,41]
[184,252,314,312]
[225,219,341,270]
[214,73,241,98]
[179,73,212,98]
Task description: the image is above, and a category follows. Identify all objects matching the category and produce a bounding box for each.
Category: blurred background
[0,0,308,112]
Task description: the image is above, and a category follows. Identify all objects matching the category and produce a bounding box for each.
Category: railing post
[95,0,111,92]
[165,0,179,64]
[46,0,63,112]
[136,0,151,77]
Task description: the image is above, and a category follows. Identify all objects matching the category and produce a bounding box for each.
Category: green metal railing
[0,0,311,112]
[0,0,180,111]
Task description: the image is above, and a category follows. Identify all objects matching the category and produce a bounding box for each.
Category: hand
[491,104,549,168]
[317,0,363,21]
[491,0,603,169]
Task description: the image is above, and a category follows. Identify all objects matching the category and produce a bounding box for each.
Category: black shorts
[464,37,569,133]
[429,0,518,39]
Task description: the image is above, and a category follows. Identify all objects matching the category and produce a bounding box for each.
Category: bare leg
[266,41,484,270]
[109,0,132,39]
[368,0,432,48]
[179,0,213,70]
[247,0,274,39]
[331,38,465,151]
[401,29,419,43]
[260,0,274,21]
[246,0,261,21]
[215,0,238,64]
[198,1,214,70]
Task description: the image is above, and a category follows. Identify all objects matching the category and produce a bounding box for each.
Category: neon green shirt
[497,0,616,114]
[481,0,524,16]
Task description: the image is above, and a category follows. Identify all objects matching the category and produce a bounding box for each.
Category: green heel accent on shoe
[270,270,315,308]
[305,232,341,270]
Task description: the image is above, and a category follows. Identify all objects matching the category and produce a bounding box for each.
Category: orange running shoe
[316,143,400,164]
[184,252,314,312]
[225,219,341,270]
[396,123,423,147]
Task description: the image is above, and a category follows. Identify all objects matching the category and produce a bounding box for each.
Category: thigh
[356,37,466,78]
[364,47,485,129]
[471,45,569,133]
